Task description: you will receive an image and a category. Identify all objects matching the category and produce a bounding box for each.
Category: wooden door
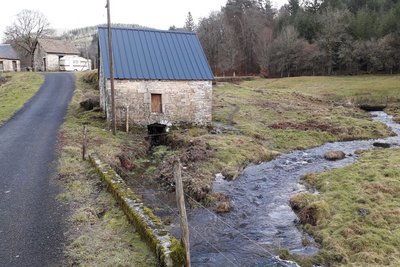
[151,94,162,113]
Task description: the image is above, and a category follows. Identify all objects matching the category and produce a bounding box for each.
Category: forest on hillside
[196,0,400,77]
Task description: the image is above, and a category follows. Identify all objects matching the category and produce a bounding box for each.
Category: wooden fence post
[174,158,191,267]
[82,123,88,160]
[125,105,129,133]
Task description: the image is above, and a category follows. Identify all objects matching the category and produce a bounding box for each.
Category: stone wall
[100,75,212,126]
[34,44,76,71]
[89,153,186,266]
[33,44,46,71]
[0,59,20,72]
[46,54,61,71]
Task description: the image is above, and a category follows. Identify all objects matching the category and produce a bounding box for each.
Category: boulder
[214,201,232,213]
[80,97,100,111]
[324,150,346,161]
[373,142,391,148]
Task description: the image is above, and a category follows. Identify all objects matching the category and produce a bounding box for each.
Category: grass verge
[285,149,400,266]
[0,72,44,125]
[57,72,157,266]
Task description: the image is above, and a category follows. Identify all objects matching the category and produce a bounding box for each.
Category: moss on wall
[89,153,186,267]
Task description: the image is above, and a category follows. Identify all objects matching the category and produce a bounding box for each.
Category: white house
[0,44,20,72]
[34,39,80,71]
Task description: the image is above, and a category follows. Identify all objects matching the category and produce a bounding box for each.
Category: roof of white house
[98,26,214,81]
[0,44,20,60]
[37,39,80,55]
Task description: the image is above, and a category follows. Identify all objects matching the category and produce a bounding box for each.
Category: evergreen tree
[184,12,196,31]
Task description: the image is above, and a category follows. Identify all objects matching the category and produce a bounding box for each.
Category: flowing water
[144,112,400,266]
[187,112,400,266]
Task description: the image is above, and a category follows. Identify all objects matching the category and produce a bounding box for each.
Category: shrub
[81,70,98,90]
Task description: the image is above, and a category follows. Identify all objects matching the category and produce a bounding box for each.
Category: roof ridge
[97,26,196,35]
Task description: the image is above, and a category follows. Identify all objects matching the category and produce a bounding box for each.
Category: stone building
[34,39,80,71]
[0,44,20,72]
[97,26,214,127]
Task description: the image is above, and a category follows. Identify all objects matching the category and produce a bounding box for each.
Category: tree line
[196,0,400,77]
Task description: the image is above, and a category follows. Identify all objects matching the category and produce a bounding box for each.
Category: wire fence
[82,123,292,266]
[113,159,293,267]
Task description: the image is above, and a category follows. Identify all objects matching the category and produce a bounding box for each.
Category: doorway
[43,58,47,71]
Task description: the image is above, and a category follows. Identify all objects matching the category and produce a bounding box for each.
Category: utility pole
[106,0,117,135]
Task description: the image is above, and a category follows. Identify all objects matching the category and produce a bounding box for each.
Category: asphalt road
[0,73,75,267]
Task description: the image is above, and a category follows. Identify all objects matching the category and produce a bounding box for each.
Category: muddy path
[139,112,400,266]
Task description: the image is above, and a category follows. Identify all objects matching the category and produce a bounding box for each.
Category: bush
[0,75,7,86]
[81,70,98,90]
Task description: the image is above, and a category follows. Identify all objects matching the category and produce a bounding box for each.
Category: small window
[151,94,162,113]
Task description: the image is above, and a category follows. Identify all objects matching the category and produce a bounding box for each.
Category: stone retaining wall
[89,153,186,266]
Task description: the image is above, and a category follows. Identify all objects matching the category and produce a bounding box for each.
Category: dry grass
[57,73,157,266]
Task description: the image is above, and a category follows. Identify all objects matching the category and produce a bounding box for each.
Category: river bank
[65,73,400,265]
[136,112,400,266]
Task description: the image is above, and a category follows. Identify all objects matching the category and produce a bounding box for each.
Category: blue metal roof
[98,26,214,80]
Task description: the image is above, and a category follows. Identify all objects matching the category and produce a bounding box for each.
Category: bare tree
[197,12,224,73]
[254,26,273,76]
[317,7,349,75]
[270,25,301,77]
[4,10,53,69]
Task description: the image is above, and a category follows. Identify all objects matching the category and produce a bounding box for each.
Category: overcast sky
[0,0,287,41]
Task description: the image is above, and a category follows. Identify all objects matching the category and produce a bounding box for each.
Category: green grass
[245,75,400,102]
[58,73,157,266]
[213,77,398,152]
[56,74,400,265]
[286,149,400,266]
[159,75,398,200]
[0,72,44,125]
[244,75,400,123]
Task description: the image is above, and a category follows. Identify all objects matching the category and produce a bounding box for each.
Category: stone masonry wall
[101,79,212,126]
[34,44,71,71]
[46,54,61,71]
[33,44,46,71]
[0,59,20,72]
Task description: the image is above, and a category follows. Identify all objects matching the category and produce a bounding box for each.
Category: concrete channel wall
[89,153,186,266]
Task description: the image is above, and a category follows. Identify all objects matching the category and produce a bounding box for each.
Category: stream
[144,112,400,266]
[188,111,400,266]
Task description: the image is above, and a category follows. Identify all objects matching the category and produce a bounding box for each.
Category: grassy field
[58,74,400,265]
[0,72,44,125]
[245,75,400,122]
[57,73,157,266]
[149,75,399,201]
[286,149,400,266]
